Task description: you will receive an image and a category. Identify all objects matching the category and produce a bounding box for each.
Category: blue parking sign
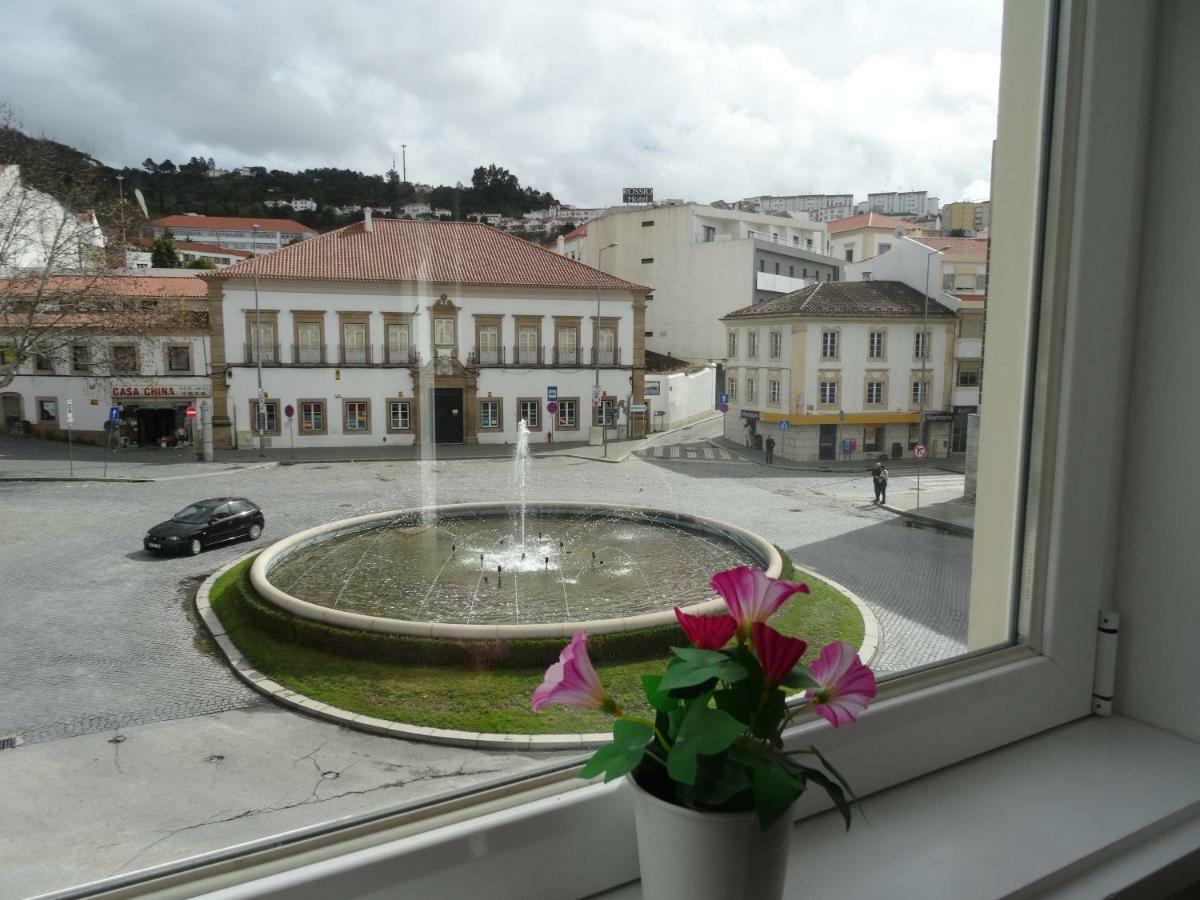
[108,405,121,422]
[719,393,729,404]
[778,420,791,430]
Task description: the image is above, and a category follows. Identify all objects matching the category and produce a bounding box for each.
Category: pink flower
[806,642,877,726]
[532,632,615,713]
[675,608,737,650]
[710,566,809,639]
[751,622,807,686]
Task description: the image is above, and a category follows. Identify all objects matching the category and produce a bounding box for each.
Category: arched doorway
[2,392,22,435]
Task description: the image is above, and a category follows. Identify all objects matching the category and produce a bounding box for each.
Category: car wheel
[188,538,203,556]
[248,523,263,541]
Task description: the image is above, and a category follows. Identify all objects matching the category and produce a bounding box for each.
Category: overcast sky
[0,0,1002,208]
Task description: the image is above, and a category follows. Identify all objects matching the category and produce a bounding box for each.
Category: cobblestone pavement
[0,416,973,896]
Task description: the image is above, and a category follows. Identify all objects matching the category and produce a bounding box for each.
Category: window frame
[166,343,192,373]
[110,343,139,374]
[478,397,502,430]
[298,398,327,435]
[518,397,540,430]
[343,398,371,433]
[821,328,840,360]
[249,398,281,437]
[868,329,886,360]
[556,397,580,430]
[387,399,412,433]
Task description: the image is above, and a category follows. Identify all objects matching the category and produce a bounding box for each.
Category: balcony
[554,346,582,366]
[339,344,372,365]
[383,345,418,366]
[591,346,622,367]
[468,346,505,366]
[243,342,280,365]
[955,337,983,359]
[513,345,544,366]
[952,386,981,408]
[756,271,813,294]
[292,344,326,365]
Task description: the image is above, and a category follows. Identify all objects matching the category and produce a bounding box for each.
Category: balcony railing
[591,346,621,366]
[383,345,418,365]
[469,346,505,366]
[292,344,326,365]
[339,344,372,365]
[513,345,544,366]
[554,346,582,366]
[244,341,280,365]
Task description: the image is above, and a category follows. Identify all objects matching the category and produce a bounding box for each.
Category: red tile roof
[129,238,254,257]
[913,236,989,255]
[206,220,649,291]
[563,223,588,241]
[827,212,915,235]
[150,215,315,234]
[0,274,208,298]
[722,280,957,320]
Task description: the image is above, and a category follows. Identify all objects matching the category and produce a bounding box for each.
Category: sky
[0,0,1003,208]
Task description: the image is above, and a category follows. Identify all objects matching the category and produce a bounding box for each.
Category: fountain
[250,430,781,640]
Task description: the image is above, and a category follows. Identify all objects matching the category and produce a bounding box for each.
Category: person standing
[765,435,776,464]
[872,461,889,505]
[743,421,753,447]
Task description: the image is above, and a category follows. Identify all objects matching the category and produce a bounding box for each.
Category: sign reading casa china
[112,383,212,399]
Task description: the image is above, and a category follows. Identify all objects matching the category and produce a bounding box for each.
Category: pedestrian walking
[765,435,776,464]
[872,461,889,505]
[743,421,753,447]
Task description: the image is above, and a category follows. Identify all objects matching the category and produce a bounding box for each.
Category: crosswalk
[637,443,747,463]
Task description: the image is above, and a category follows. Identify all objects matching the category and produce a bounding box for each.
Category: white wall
[648,366,715,431]
[844,238,964,311]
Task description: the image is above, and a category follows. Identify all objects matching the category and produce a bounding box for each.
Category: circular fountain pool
[250,503,779,639]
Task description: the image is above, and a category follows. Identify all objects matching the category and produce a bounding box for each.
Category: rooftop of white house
[204,219,650,292]
[722,280,958,320]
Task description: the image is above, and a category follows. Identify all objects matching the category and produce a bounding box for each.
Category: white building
[0,164,106,273]
[145,215,316,253]
[265,198,317,213]
[402,202,432,217]
[0,275,211,446]
[564,203,840,365]
[826,212,924,263]
[125,240,253,270]
[720,279,958,462]
[204,216,651,449]
[742,193,856,222]
[867,190,941,218]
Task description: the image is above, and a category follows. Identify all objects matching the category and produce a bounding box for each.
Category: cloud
[0,0,1002,206]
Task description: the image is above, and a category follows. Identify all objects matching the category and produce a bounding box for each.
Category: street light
[252,223,265,457]
[596,241,618,455]
[918,244,951,509]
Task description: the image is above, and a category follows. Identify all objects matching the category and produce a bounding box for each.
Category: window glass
[168,345,191,371]
[390,400,410,430]
[434,317,455,345]
[480,399,500,428]
[301,400,324,432]
[345,400,369,431]
[519,398,540,428]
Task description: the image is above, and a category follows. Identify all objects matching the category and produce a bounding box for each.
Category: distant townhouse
[942,200,991,235]
[720,280,958,462]
[145,215,317,253]
[844,235,988,451]
[402,202,432,217]
[202,214,651,449]
[0,275,211,446]
[265,198,317,213]
[866,190,940,218]
[126,239,253,269]
[826,212,923,263]
[563,203,840,366]
[743,193,856,222]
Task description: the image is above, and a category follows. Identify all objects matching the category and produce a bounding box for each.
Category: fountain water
[514,419,531,550]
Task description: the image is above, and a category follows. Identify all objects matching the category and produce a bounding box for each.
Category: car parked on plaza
[143,498,265,556]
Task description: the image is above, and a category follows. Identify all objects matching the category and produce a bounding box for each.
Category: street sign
[547,401,558,414]
[547,386,558,401]
[718,403,729,413]
[109,405,121,422]
[592,385,601,408]
[914,442,928,458]
[185,406,197,419]
[842,438,851,452]
[778,421,790,430]
[284,403,295,418]
[630,404,647,413]
[719,393,729,404]
[66,398,74,426]
[644,381,661,396]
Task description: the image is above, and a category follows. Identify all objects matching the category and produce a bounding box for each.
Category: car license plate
[148,542,161,549]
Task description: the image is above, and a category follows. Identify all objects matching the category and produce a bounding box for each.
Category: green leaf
[667,702,748,785]
[578,720,652,783]
[752,759,806,830]
[781,667,819,690]
[692,756,754,809]
[751,690,788,744]
[803,744,868,824]
[641,674,677,713]
[659,649,748,692]
[794,764,852,830]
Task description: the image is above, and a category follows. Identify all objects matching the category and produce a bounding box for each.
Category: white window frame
[821,329,838,359]
[727,330,737,357]
[914,330,929,360]
[746,377,756,401]
[869,330,885,359]
[747,330,758,357]
[769,330,782,358]
[818,380,837,405]
[479,399,500,429]
[90,6,1155,897]
[867,380,883,405]
[389,400,410,431]
[433,317,455,347]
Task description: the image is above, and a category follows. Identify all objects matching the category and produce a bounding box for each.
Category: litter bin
[890,442,902,459]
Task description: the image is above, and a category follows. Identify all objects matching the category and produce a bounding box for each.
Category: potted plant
[532,565,877,900]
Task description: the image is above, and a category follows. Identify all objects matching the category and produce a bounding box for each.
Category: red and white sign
[185,406,197,419]
[112,383,212,399]
[913,442,928,458]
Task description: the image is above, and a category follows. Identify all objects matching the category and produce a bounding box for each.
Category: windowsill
[598,716,1200,899]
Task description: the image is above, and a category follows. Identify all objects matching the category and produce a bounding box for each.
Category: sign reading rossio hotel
[622,188,654,204]
[112,383,213,399]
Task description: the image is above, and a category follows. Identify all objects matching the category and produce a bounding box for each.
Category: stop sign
[185,405,197,419]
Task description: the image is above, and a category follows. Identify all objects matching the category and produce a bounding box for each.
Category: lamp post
[918,245,951,509]
[596,241,618,455]
[252,223,265,457]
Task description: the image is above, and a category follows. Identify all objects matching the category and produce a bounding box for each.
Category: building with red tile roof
[145,215,316,254]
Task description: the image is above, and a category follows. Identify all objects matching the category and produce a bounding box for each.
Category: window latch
[1091,610,1119,716]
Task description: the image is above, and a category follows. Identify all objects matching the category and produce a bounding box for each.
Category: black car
[144,498,265,556]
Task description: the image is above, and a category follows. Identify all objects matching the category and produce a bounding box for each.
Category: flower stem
[618,715,672,754]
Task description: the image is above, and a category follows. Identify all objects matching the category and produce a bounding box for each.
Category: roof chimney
[555,235,565,255]
[363,207,373,233]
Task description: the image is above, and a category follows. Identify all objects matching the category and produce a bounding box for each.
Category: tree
[151,233,180,267]
[158,159,177,175]
[184,257,216,269]
[142,157,157,174]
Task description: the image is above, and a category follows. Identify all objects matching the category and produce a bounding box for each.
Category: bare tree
[0,105,195,390]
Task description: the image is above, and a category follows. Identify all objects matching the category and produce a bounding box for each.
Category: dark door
[207,502,239,544]
[818,424,837,461]
[433,388,464,443]
[951,414,969,453]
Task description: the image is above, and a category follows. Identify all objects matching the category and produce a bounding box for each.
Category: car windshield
[172,503,217,523]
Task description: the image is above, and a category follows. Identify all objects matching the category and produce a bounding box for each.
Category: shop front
[112,382,211,447]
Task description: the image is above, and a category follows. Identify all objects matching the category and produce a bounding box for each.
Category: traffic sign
[914,442,928,458]
[778,421,790,430]
[284,403,295,418]
[547,386,558,401]
[547,401,558,414]
[66,398,74,426]
[108,405,121,422]
[630,403,647,413]
[718,403,729,413]
[185,405,197,419]
[719,393,729,404]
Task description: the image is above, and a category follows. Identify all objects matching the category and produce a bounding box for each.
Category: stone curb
[196,553,881,750]
[880,505,975,537]
[0,475,154,483]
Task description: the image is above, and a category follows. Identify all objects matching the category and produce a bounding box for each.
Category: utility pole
[252,223,265,457]
[116,175,126,248]
[401,144,407,183]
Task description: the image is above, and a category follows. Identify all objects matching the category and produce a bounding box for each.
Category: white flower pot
[628,775,796,900]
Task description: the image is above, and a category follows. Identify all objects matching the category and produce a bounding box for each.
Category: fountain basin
[250,502,780,640]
